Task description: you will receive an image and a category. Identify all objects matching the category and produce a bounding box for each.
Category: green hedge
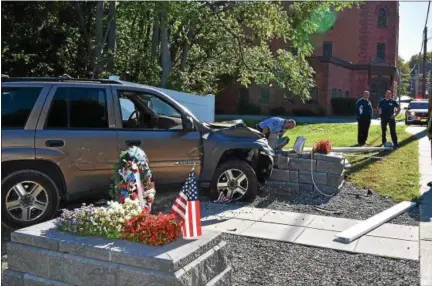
[331,98,357,116]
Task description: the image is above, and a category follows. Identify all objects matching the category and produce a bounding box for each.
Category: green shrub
[292,108,319,116]
[331,98,357,116]
[238,101,261,115]
[269,106,285,116]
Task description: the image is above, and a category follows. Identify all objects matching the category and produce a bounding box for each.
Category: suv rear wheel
[1,170,60,229]
[210,160,258,202]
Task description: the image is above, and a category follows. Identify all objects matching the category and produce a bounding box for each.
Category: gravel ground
[200,182,420,226]
[223,234,419,286]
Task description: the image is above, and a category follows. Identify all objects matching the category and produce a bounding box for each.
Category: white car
[405,100,429,125]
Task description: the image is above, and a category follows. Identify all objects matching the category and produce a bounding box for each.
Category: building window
[377,8,387,28]
[345,90,350,97]
[323,42,333,57]
[332,88,337,98]
[376,43,386,60]
[259,86,270,104]
[337,89,342,97]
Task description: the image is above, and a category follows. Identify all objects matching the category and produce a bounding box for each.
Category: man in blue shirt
[256,117,296,139]
[378,90,401,147]
[356,91,373,146]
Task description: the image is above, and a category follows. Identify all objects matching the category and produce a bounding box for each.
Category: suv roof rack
[1,76,122,84]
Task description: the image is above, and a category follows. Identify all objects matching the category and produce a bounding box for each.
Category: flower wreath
[110,146,156,213]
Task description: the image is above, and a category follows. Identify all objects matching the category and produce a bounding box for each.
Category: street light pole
[423,26,428,98]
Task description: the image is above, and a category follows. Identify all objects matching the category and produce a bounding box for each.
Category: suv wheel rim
[5,181,49,222]
[216,169,248,201]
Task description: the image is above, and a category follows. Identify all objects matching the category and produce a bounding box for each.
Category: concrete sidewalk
[201,203,419,261]
[406,126,432,286]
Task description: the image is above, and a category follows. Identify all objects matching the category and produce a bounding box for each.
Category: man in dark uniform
[356,90,373,146]
[378,90,401,148]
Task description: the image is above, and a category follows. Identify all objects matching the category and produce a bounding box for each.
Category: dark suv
[1,77,274,228]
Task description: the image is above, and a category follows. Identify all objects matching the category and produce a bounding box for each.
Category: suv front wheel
[2,170,60,229]
[210,160,258,202]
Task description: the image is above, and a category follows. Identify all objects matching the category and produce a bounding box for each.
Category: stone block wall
[2,220,232,286]
[268,151,345,195]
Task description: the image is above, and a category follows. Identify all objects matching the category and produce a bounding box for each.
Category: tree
[397,56,410,95]
[2,1,357,99]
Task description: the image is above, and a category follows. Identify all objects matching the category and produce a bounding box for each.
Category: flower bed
[56,199,182,246]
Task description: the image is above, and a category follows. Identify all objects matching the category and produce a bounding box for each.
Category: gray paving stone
[369,223,419,241]
[288,158,316,171]
[259,210,316,227]
[299,171,327,185]
[8,242,53,279]
[294,228,357,252]
[217,207,271,221]
[289,170,299,183]
[239,222,305,242]
[270,169,290,181]
[308,216,358,232]
[202,218,255,234]
[355,236,419,261]
[420,240,432,286]
[116,264,177,286]
[316,160,344,174]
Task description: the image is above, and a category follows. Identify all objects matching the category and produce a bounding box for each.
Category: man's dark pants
[380,117,398,145]
[357,117,371,145]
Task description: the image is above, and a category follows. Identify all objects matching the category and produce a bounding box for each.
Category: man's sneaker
[393,143,399,149]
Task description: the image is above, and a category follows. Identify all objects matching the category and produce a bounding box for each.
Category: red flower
[131,192,138,200]
[120,194,125,204]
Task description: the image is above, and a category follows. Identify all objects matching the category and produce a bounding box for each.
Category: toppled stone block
[276,154,289,169]
[270,169,290,181]
[288,158,316,171]
[299,171,327,185]
[316,160,344,174]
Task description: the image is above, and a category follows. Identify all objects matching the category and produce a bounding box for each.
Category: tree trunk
[160,21,171,88]
[107,1,117,74]
[93,1,104,78]
[151,15,160,59]
[180,28,195,72]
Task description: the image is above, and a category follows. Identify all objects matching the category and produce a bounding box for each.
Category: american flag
[214,192,231,204]
[171,168,202,238]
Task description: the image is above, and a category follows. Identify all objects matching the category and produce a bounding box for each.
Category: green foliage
[330,98,357,116]
[2,1,357,99]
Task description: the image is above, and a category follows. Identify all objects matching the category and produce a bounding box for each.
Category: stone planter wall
[268,151,345,195]
[3,220,232,286]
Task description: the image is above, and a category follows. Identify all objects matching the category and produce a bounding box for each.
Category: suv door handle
[126,140,142,147]
[45,140,64,147]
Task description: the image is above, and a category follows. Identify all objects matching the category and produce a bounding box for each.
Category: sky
[399,1,432,61]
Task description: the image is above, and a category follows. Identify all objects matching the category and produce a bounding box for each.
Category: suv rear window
[1,87,43,128]
[46,87,108,129]
[408,102,428,109]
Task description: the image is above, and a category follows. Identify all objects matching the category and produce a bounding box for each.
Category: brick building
[216,2,399,115]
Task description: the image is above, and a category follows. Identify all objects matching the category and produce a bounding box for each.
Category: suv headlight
[408,111,415,116]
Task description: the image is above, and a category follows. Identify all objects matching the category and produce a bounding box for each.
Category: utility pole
[423,26,428,98]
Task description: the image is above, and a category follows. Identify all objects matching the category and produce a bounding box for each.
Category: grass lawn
[282,124,420,201]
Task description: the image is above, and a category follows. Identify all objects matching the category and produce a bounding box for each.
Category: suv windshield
[409,102,428,109]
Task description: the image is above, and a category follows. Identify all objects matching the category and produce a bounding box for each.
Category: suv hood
[207,120,265,139]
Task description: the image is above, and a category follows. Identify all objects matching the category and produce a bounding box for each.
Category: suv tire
[1,170,60,229]
[210,160,258,202]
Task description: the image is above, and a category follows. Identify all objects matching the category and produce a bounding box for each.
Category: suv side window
[118,90,183,130]
[2,86,43,128]
[46,87,108,129]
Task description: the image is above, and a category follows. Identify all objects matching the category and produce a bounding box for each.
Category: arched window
[332,88,336,98]
[345,90,350,97]
[378,8,387,28]
[337,89,342,97]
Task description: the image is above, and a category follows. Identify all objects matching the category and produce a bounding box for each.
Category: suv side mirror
[184,116,195,131]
